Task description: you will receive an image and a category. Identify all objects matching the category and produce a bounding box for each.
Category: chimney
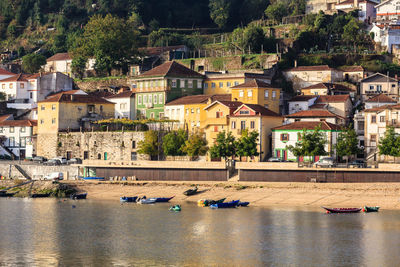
[353,0,358,7]
[294,60,297,68]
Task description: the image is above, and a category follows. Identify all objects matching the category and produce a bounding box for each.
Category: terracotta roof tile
[272,121,341,131]
[232,103,280,117]
[0,120,37,127]
[204,100,243,115]
[365,93,397,103]
[365,104,400,112]
[0,68,15,76]
[316,95,350,103]
[361,73,398,83]
[0,73,29,82]
[301,83,354,91]
[286,65,333,72]
[136,61,203,78]
[105,91,135,99]
[0,114,13,122]
[39,93,114,104]
[165,94,231,106]
[46,53,71,62]
[340,66,364,72]
[289,95,317,102]
[285,109,342,118]
[231,79,278,89]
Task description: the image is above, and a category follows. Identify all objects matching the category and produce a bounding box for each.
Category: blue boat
[83,177,105,181]
[210,200,240,209]
[149,196,174,202]
[238,202,250,207]
[120,196,138,203]
[139,198,156,204]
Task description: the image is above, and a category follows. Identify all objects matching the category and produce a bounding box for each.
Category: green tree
[264,2,288,23]
[73,14,139,76]
[343,18,361,51]
[162,129,187,156]
[236,130,259,161]
[209,131,236,161]
[22,53,46,73]
[335,125,360,163]
[182,131,208,158]
[287,126,327,162]
[71,55,87,79]
[242,25,265,53]
[378,126,400,162]
[209,0,231,28]
[137,130,159,159]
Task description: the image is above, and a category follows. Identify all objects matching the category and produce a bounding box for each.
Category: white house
[164,103,185,129]
[271,121,342,162]
[0,68,15,81]
[0,119,37,159]
[285,109,346,125]
[370,24,400,53]
[375,0,400,25]
[44,53,96,77]
[105,91,136,119]
[287,95,318,114]
[365,93,398,109]
[335,0,378,24]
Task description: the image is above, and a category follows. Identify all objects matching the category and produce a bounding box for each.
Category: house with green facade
[131,61,204,119]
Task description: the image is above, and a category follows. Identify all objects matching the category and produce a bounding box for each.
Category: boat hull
[120,196,138,202]
[238,202,250,207]
[71,193,87,200]
[322,207,362,213]
[140,199,156,204]
[210,200,240,209]
[31,193,51,198]
[152,197,174,202]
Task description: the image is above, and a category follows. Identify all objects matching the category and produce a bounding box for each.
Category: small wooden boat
[238,201,250,207]
[31,193,51,198]
[120,196,138,203]
[169,205,181,212]
[322,207,362,213]
[70,193,87,200]
[139,198,156,204]
[149,196,174,202]
[183,187,198,196]
[210,200,240,209]
[363,206,380,212]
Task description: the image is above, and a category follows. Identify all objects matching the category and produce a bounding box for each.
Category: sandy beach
[65,181,400,210]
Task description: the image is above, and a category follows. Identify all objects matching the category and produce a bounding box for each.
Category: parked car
[53,157,67,164]
[32,156,47,163]
[314,157,336,168]
[44,159,62,166]
[68,158,82,165]
[44,172,64,181]
[348,160,366,168]
[267,157,285,162]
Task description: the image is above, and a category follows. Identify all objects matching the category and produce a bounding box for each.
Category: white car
[314,157,336,168]
[44,172,64,181]
[53,157,67,164]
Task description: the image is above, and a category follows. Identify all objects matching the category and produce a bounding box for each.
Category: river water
[1,198,400,266]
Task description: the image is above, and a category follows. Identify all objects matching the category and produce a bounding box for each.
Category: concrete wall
[0,162,79,180]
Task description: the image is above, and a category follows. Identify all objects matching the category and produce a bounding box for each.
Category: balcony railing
[204,117,228,127]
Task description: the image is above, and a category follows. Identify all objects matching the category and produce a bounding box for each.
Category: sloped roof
[301,83,353,92]
[289,95,317,102]
[365,93,397,103]
[204,100,243,115]
[165,94,231,106]
[365,104,400,112]
[0,73,29,82]
[39,92,113,104]
[0,114,13,122]
[0,120,37,127]
[233,103,280,117]
[272,121,341,131]
[105,91,135,99]
[340,66,364,72]
[231,79,278,89]
[285,109,342,118]
[361,73,398,83]
[136,61,203,78]
[316,95,351,103]
[286,65,333,72]
[0,68,15,76]
[47,90,87,98]
[46,53,72,62]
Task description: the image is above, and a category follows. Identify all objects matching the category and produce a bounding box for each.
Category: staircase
[0,143,17,159]
[14,165,32,180]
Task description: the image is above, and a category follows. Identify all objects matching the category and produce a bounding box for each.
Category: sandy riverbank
[64,181,400,210]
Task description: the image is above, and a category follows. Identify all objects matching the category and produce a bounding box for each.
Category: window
[188,80,193,88]
[197,108,200,114]
[380,116,385,122]
[272,91,276,99]
[314,92,319,95]
[371,115,376,123]
[97,153,102,160]
[88,105,95,113]
[264,90,269,99]
[144,95,148,103]
[239,90,244,97]
[138,95,142,104]
[29,92,33,99]
[197,121,200,127]
[392,119,397,125]
[231,121,236,129]
[186,109,189,115]
[377,85,382,92]
[52,118,56,124]
[239,110,250,115]
[10,126,14,133]
[40,119,44,124]
[370,134,377,142]
[84,151,89,159]
[131,152,137,161]
[234,81,239,86]
[148,95,152,103]
[211,82,216,88]
[159,94,163,104]
[172,79,177,87]
[150,112,154,119]
[247,90,253,97]
[20,127,25,133]
[180,80,185,87]
[41,105,45,110]
[219,82,223,88]
[1,84,4,89]
[9,137,14,147]
[280,133,289,141]
[191,108,194,113]
[9,83,13,89]
[214,126,218,132]
[20,83,24,88]
[20,138,26,147]
[197,80,202,89]
[369,85,374,90]
[204,83,208,89]
[215,111,222,118]
[52,104,56,110]
[392,84,396,88]
[241,121,246,130]
[154,94,157,104]
[250,121,255,129]
[227,82,231,87]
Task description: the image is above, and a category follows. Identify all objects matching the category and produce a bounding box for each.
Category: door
[283,150,287,161]
[66,151,72,160]
[104,152,108,160]
[276,150,281,158]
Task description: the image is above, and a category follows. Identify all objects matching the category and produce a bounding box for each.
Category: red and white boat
[322,207,362,213]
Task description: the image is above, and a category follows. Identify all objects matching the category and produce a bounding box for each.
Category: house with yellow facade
[229,104,282,161]
[203,71,272,95]
[165,94,230,132]
[230,79,281,114]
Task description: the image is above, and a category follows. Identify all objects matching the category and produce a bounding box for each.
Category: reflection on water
[1,198,400,266]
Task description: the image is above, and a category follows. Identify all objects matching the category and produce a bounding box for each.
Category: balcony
[204,117,228,127]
